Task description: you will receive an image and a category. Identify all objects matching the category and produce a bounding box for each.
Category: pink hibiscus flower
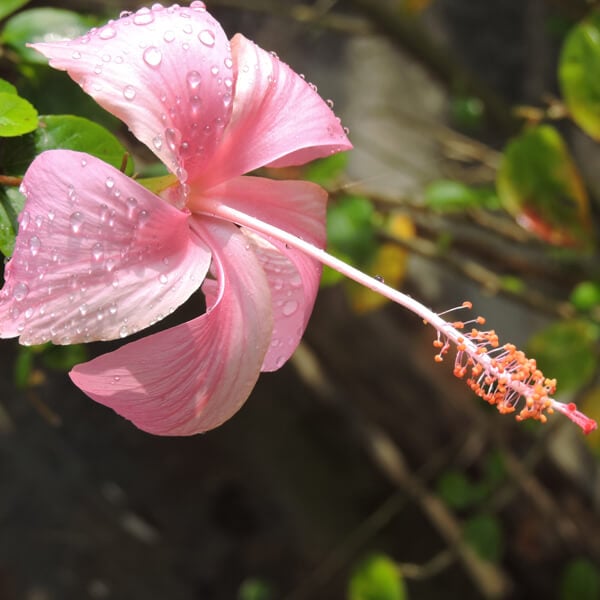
[0,1,351,435]
[0,2,596,436]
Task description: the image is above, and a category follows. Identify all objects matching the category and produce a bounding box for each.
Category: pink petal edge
[70,218,273,436]
[31,3,233,181]
[199,34,352,187]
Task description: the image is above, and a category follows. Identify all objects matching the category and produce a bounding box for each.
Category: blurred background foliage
[2,0,600,599]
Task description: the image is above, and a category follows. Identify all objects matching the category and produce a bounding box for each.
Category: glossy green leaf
[527,320,598,392]
[560,559,600,600]
[327,195,377,266]
[0,187,25,256]
[0,115,134,176]
[496,125,591,247]
[1,8,97,64]
[559,13,600,140]
[348,554,406,600]
[0,0,31,21]
[0,79,17,95]
[463,515,503,563]
[0,92,38,137]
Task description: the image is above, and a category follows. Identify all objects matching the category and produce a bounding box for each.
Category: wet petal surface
[70,219,273,436]
[0,150,210,344]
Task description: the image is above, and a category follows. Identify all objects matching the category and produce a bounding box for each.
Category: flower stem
[211,202,597,434]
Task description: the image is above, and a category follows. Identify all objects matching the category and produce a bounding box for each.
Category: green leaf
[570,281,600,312]
[560,559,600,600]
[348,554,406,600]
[327,195,377,266]
[449,95,485,132]
[437,470,485,510]
[1,8,97,64]
[0,79,18,95]
[237,578,274,600]
[496,125,591,247]
[463,515,503,563]
[0,0,31,21]
[527,319,598,392]
[0,92,38,136]
[14,345,34,389]
[41,344,87,372]
[304,152,349,187]
[0,115,134,176]
[559,13,600,140]
[423,180,498,212]
[0,187,25,256]
[34,115,134,174]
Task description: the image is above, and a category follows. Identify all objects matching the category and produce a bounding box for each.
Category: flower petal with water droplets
[31,4,233,183]
[200,175,326,370]
[0,150,211,345]
[199,34,352,187]
[70,219,273,436]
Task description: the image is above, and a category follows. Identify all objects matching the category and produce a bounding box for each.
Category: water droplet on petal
[198,29,215,46]
[143,46,162,67]
[159,274,168,285]
[137,209,150,227]
[119,325,128,338]
[164,128,178,151]
[210,65,219,76]
[79,304,88,316]
[13,282,29,302]
[282,300,298,316]
[183,24,193,34]
[133,7,154,25]
[91,242,103,261]
[163,30,175,42]
[224,57,233,69]
[71,51,82,59]
[105,177,115,190]
[186,70,201,90]
[70,212,84,233]
[152,134,163,150]
[19,211,30,231]
[29,236,41,257]
[99,26,116,39]
[190,1,206,10]
[223,93,232,108]
[123,85,136,100]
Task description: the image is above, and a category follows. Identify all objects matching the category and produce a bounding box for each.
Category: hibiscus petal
[0,150,210,345]
[70,219,273,436]
[202,176,326,371]
[201,34,353,186]
[31,3,233,183]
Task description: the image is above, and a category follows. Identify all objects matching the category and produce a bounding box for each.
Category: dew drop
[126,197,138,217]
[190,95,202,115]
[224,77,233,89]
[105,258,116,272]
[71,51,82,59]
[326,99,334,108]
[198,29,215,46]
[123,85,136,100]
[79,303,88,316]
[19,211,30,231]
[190,0,206,9]
[133,7,155,25]
[164,128,178,151]
[143,46,162,67]
[119,325,128,338]
[109,302,118,315]
[210,65,219,76]
[282,300,299,317]
[159,274,168,285]
[186,70,202,90]
[70,212,84,233]
[13,282,29,302]
[183,24,193,34]
[224,57,233,69]
[99,26,116,40]
[163,30,175,42]
[29,236,41,257]
[47,210,55,222]
[105,177,115,190]
[91,242,104,261]
[137,209,150,227]
[152,134,163,150]
[223,93,232,108]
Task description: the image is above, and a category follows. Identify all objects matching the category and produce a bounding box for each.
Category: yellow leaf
[348,214,415,313]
